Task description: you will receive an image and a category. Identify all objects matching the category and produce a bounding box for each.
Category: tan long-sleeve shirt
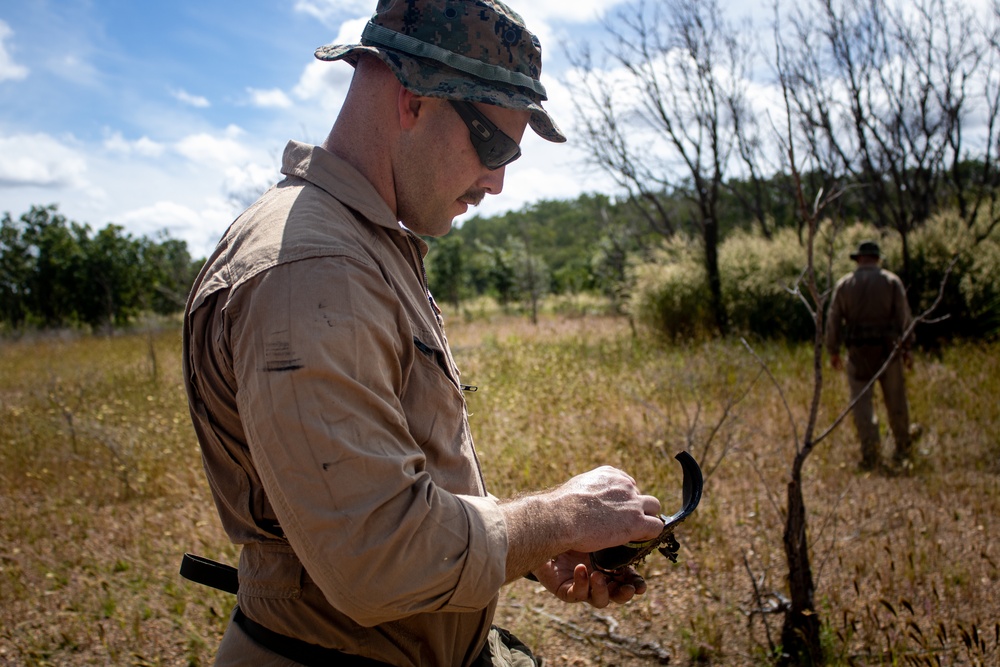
[182,140,507,666]
[825,264,913,356]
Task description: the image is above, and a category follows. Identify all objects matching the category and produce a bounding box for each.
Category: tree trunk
[779,467,823,665]
[704,216,727,335]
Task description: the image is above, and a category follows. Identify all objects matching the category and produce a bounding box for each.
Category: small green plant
[680,610,724,664]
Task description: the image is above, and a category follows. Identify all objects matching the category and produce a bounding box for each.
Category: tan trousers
[213,607,538,667]
[846,345,911,467]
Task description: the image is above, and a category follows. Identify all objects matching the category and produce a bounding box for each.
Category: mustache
[460,188,487,207]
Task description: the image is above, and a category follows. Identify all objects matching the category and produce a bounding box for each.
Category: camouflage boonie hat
[314,0,566,143]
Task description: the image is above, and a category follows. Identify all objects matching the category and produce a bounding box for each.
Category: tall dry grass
[0,315,997,665]
[0,328,234,665]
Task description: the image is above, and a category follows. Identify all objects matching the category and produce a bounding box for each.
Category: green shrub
[630,212,1000,343]
[631,240,714,340]
[907,212,1000,341]
[719,227,819,340]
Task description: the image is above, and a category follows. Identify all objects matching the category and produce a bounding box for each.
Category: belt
[846,336,891,347]
[179,552,239,594]
[234,606,392,667]
[179,553,392,667]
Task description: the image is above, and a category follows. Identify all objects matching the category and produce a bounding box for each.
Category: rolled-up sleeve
[229,255,508,627]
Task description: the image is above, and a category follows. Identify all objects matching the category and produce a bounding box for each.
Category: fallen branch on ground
[508,601,672,663]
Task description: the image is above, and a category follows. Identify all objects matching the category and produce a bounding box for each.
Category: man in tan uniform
[826,241,914,471]
[182,1,669,665]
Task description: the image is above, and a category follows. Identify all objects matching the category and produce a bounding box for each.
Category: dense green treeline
[5,182,998,344]
[426,194,660,314]
[0,205,201,332]
[424,189,1000,345]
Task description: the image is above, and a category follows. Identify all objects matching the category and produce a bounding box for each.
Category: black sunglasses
[449,100,522,170]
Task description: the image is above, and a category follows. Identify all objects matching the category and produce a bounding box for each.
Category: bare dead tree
[761,10,868,659]
[567,0,758,335]
[746,15,963,661]
[959,1,1000,243]
[779,0,991,288]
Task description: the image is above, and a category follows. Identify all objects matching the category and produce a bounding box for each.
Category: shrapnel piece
[590,451,703,574]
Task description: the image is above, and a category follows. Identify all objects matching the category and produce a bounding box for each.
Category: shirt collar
[280,140,400,233]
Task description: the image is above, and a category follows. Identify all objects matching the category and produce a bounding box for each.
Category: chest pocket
[403,335,480,491]
[412,336,459,385]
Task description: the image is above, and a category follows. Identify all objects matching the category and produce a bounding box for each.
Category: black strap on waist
[846,337,890,347]
[180,554,392,667]
[234,607,393,667]
[179,553,240,594]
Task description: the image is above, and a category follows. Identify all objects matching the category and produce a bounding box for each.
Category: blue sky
[3,1,995,260]
[0,0,634,259]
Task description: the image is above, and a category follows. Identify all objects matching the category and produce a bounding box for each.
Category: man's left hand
[531,551,647,608]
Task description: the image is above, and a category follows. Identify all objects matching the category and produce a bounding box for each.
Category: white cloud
[0,20,28,82]
[174,125,252,168]
[293,58,353,106]
[52,53,100,86]
[116,198,236,259]
[329,15,370,45]
[223,162,279,209]
[172,88,211,108]
[248,87,293,109]
[294,0,373,26]
[294,0,616,28]
[291,14,366,109]
[0,133,87,188]
[517,0,626,25]
[103,131,166,158]
[117,200,202,234]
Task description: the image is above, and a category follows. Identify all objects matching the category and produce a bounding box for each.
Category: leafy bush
[632,212,1000,343]
[631,239,714,340]
[719,227,818,340]
[907,212,1000,341]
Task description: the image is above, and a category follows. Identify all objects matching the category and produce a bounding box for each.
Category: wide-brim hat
[850,240,882,260]
[315,0,566,143]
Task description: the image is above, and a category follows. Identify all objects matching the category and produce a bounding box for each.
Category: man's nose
[477,166,506,196]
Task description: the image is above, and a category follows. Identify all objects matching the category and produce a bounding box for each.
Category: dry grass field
[0,312,997,666]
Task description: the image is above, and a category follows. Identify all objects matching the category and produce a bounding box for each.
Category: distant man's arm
[826,282,846,370]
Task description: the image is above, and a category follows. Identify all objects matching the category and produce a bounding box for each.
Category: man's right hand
[830,352,843,371]
[548,466,664,552]
[500,466,663,583]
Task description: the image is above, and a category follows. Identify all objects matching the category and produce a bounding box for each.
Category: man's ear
[397,87,423,131]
